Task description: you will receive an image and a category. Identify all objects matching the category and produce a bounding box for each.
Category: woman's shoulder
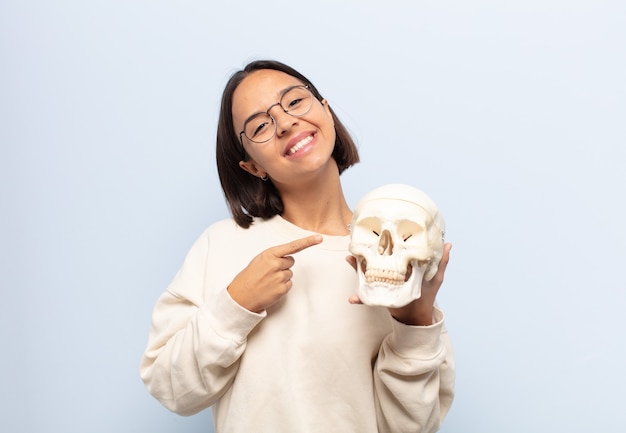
[190,216,290,257]
[207,216,276,230]
[201,216,279,239]
[206,218,243,232]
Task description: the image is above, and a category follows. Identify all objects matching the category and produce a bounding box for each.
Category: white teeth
[364,268,407,285]
[288,135,313,155]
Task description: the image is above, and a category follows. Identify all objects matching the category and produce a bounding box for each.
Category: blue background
[2,1,625,432]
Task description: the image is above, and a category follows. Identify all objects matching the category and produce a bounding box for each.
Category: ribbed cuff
[202,287,266,344]
[387,307,445,358]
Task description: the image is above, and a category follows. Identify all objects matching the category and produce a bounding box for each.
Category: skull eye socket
[355,218,425,241]
[354,217,383,242]
[371,230,411,241]
[398,220,425,244]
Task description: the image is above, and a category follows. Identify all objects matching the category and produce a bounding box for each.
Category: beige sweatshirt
[140,216,455,433]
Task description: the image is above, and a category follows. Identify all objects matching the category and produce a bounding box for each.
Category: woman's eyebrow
[242,85,300,123]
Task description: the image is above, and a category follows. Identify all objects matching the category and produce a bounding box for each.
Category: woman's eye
[287,97,303,109]
[252,122,269,137]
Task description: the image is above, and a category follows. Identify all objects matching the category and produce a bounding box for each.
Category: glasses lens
[242,86,313,143]
[280,86,313,116]
[244,113,275,143]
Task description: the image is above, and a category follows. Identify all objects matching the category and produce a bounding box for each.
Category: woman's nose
[271,108,298,136]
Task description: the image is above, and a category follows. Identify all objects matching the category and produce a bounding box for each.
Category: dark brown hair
[216,60,360,228]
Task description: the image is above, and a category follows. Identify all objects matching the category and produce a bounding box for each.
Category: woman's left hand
[346,243,452,326]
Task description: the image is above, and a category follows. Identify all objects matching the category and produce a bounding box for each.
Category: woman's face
[232,69,336,188]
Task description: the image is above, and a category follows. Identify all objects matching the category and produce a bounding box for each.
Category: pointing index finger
[272,235,323,257]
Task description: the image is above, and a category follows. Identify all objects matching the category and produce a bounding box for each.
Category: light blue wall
[2,1,625,432]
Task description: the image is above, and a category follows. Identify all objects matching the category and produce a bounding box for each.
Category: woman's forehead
[235,70,303,103]
[232,70,303,122]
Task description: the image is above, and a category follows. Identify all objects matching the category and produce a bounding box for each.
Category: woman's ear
[321,99,334,125]
[239,160,267,180]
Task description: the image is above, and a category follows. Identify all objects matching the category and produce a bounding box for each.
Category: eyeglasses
[238,85,314,144]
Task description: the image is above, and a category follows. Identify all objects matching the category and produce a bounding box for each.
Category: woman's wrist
[389,303,434,326]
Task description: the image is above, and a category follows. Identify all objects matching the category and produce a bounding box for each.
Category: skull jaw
[355,259,427,308]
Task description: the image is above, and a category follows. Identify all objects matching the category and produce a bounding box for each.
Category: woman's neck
[278,168,352,236]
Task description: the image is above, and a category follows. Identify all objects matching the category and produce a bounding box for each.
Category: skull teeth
[364,268,407,285]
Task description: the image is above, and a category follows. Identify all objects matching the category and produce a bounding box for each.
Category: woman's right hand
[227,235,323,313]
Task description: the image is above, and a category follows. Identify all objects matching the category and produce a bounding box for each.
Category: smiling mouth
[287,134,314,155]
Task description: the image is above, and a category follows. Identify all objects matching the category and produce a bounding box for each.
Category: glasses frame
[238,85,313,145]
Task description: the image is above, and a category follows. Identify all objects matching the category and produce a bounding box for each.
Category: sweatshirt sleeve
[139,229,265,416]
[374,308,455,433]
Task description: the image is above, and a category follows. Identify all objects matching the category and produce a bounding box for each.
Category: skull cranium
[349,184,445,308]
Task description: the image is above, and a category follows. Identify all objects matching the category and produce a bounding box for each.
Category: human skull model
[349,184,445,308]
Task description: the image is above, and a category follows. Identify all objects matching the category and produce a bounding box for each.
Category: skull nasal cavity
[377,230,394,255]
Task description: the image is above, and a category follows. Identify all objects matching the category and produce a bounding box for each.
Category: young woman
[140,60,455,433]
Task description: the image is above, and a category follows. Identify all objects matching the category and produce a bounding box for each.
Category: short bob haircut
[216,60,360,228]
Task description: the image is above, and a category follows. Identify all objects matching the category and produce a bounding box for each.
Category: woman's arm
[374,311,455,433]
[139,230,265,415]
